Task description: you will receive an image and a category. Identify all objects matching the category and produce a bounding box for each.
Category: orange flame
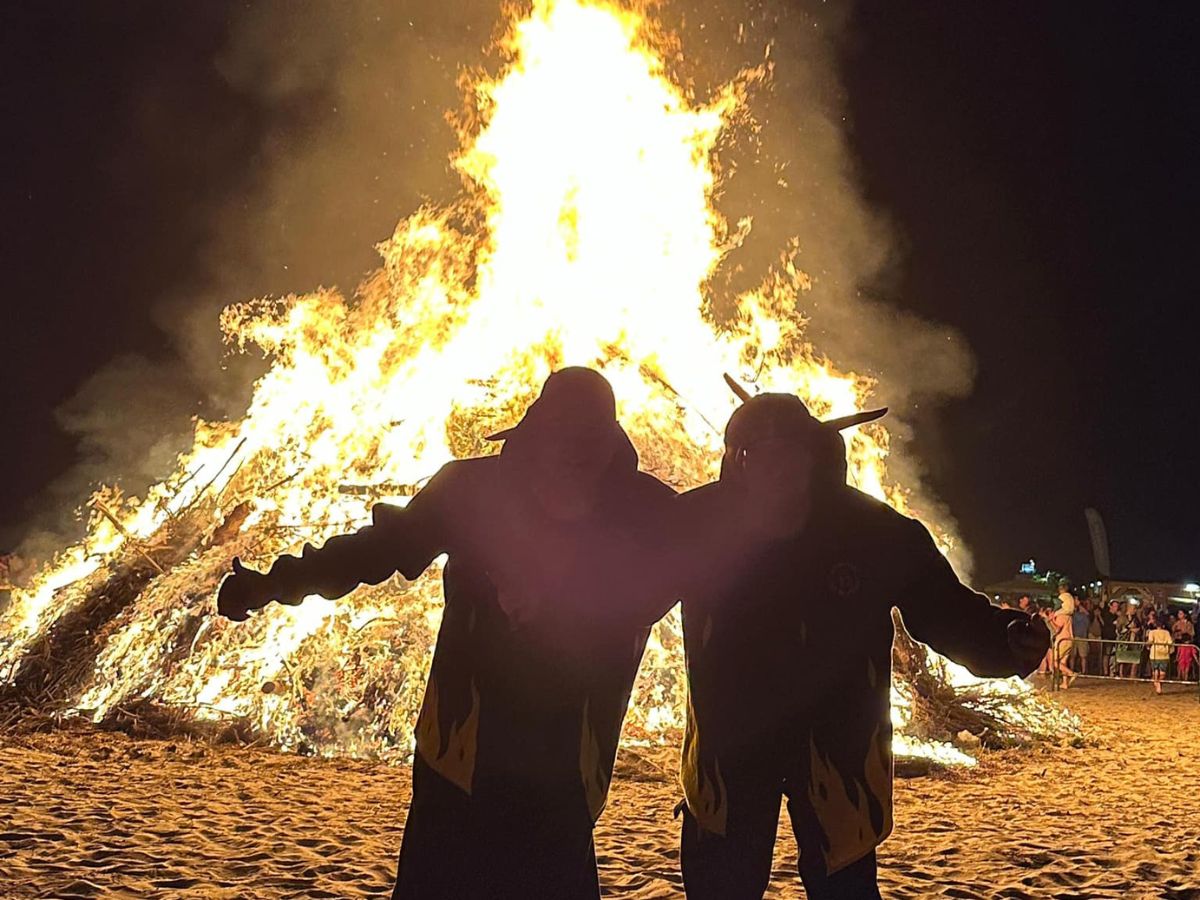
[0,0,1060,763]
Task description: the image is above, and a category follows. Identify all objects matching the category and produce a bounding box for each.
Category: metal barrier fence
[1047,636,1200,701]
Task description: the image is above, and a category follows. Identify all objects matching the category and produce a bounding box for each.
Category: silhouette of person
[217,367,677,899]
[673,379,1050,900]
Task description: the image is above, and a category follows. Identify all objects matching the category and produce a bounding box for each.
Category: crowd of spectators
[998,586,1199,693]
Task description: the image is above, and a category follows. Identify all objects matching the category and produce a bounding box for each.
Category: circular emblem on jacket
[828,562,861,597]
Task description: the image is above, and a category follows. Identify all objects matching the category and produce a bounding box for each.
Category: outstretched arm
[895,519,1048,678]
[262,504,426,599]
[217,464,458,621]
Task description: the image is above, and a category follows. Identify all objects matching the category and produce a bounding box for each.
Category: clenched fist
[216,557,275,622]
[1006,614,1051,675]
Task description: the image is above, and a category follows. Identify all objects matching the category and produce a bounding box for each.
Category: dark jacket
[262,453,676,821]
[676,482,1030,873]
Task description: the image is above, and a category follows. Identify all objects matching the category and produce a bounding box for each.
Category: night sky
[2,2,1197,586]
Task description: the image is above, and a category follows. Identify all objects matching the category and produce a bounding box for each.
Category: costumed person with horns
[216,367,678,899]
[672,376,1050,900]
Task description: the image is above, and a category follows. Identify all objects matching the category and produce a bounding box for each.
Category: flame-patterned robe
[676,484,1029,875]
[268,451,675,824]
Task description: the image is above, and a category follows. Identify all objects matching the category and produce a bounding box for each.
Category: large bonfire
[0,0,1074,764]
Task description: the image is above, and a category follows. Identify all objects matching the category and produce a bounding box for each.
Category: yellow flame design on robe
[580,697,612,822]
[807,722,893,874]
[415,677,481,795]
[681,689,727,834]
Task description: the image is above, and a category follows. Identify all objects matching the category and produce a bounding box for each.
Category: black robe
[262,453,676,896]
[270,453,675,810]
[675,483,1030,873]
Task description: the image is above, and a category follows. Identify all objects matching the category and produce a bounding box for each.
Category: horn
[723,373,753,403]
[823,407,888,431]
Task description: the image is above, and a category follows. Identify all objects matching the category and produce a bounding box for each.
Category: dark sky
[842,3,1200,584]
[1,2,1197,586]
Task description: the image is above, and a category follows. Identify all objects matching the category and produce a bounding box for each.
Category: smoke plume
[671,0,977,573]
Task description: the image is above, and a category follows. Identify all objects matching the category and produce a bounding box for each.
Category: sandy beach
[2,679,1197,899]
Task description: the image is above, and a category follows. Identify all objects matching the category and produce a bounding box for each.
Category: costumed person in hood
[673,376,1050,900]
[216,367,678,899]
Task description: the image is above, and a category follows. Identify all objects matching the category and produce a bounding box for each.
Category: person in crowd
[1071,599,1092,675]
[1086,600,1104,674]
[216,367,679,900]
[1143,610,1159,676]
[1034,611,1048,673]
[1126,605,1143,674]
[1147,618,1174,694]
[1171,610,1196,680]
[1116,616,1143,679]
[1115,601,1131,634]
[1057,583,1076,617]
[1049,604,1076,689]
[1100,600,1119,676]
[672,381,1050,900]
[1018,594,1033,615]
[1037,607,1057,677]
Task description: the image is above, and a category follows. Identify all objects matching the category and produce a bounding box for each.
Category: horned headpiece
[719,373,887,486]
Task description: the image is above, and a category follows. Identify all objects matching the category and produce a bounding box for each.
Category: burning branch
[88,500,165,574]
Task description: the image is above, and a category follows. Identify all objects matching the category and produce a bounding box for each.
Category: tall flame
[1,0,1039,761]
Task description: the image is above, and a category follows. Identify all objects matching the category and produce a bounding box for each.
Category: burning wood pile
[0,0,1076,765]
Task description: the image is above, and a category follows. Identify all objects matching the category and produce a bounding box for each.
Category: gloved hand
[216,557,277,621]
[1006,614,1051,675]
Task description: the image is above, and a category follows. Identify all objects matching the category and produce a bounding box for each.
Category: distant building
[981,559,1057,607]
[1101,579,1200,612]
